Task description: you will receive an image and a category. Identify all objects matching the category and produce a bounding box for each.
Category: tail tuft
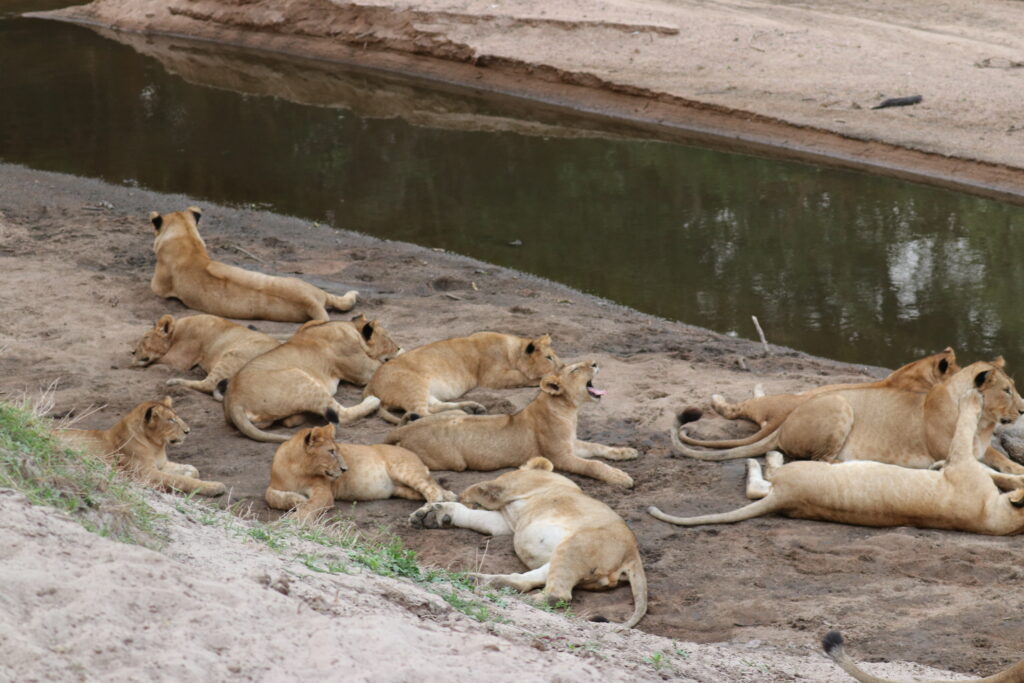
[216,379,229,395]
[324,407,340,424]
[677,407,703,425]
[406,412,422,422]
[822,630,844,658]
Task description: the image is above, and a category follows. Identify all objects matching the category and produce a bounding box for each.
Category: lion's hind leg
[472,564,550,594]
[388,460,456,502]
[328,395,381,424]
[147,469,226,497]
[745,459,773,499]
[166,375,221,396]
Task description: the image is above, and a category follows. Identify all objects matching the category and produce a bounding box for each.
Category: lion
[822,630,1024,683]
[264,423,456,521]
[671,359,1024,474]
[149,207,358,322]
[682,347,959,448]
[649,388,1024,535]
[410,457,647,628]
[223,317,400,442]
[59,397,226,496]
[384,360,637,487]
[363,331,560,423]
[132,313,280,399]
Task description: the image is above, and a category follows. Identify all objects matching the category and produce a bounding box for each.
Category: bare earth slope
[0,164,1020,679]
[41,0,1024,199]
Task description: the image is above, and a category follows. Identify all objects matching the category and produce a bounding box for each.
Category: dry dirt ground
[1,164,1021,681]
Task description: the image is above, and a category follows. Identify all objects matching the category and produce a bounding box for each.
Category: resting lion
[672,359,1024,474]
[410,457,648,628]
[265,423,455,521]
[224,317,399,442]
[149,207,358,322]
[682,347,959,448]
[59,397,225,496]
[384,360,637,487]
[822,630,1024,683]
[132,313,280,399]
[364,331,560,423]
[649,387,1024,535]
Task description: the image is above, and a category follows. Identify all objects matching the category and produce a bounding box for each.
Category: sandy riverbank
[0,163,1020,679]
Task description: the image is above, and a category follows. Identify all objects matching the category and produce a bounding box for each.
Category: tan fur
[364,331,560,423]
[650,388,1024,535]
[132,313,280,399]
[410,457,647,628]
[224,317,399,442]
[264,423,456,522]
[59,397,225,496]
[687,348,959,448]
[672,359,1024,474]
[149,207,358,322]
[822,630,1024,683]
[385,361,637,487]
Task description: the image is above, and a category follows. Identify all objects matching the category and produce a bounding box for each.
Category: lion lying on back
[385,361,637,487]
[264,423,455,521]
[149,207,358,322]
[132,313,280,400]
[364,331,560,423]
[650,385,1024,535]
[410,457,648,628]
[224,316,399,442]
[59,397,225,496]
[681,347,959,448]
[672,358,1024,474]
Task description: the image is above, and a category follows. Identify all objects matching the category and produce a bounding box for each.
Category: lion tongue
[587,386,607,398]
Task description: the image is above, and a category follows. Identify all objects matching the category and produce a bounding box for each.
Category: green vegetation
[0,402,161,545]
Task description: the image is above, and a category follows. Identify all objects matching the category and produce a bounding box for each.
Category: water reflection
[3,13,1024,370]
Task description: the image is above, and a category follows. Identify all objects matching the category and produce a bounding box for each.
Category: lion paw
[610,447,639,461]
[179,464,200,478]
[441,489,458,502]
[464,402,487,415]
[607,470,634,488]
[409,502,454,529]
[203,482,227,497]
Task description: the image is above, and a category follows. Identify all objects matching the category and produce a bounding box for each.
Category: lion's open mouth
[586,380,607,399]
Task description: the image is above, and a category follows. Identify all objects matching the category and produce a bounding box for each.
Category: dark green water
[4,7,1024,370]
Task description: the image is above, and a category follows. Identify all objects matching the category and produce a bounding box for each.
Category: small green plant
[441,591,493,622]
[673,642,691,659]
[645,651,668,671]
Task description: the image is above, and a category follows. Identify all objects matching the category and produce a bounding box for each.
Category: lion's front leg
[981,446,1024,475]
[472,563,550,593]
[146,469,226,497]
[548,448,634,488]
[161,461,199,478]
[408,502,512,535]
[265,487,309,512]
[574,439,638,461]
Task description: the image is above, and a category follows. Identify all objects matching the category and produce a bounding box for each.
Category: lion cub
[411,457,648,628]
[132,313,280,399]
[224,317,399,442]
[265,423,455,521]
[149,207,358,322]
[385,360,637,487]
[59,397,225,497]
[364,331,560,423]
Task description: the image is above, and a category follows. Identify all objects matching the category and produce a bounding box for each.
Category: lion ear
[522,457,554,471]
[938,358,949,374]
[540,375,563,396]
[304,429,316,448]
[319,423,336,440]
[157,314,175,336]
[525,342,536,355]
[150,212,163,231]
[161,396,173,408]
[1009,489,1024,508]
[974,370,990,388]
[188,206,202,224]
[469,482,504,506]
[992,356,1006,369]
[144,406,155,423]
[361,321,375,342]
[350,313,367,324]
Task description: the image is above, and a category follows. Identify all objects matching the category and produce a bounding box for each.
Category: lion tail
[671,413,780,461]
[646,496,778,527]
[226,400,289,443]
[676,421,780,449]
[822,630,1024,683]
[325,290,358,313]
[618,553,648,630]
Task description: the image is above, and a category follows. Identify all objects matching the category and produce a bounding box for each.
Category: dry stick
[751,315,770,356]
[230,244,266,264]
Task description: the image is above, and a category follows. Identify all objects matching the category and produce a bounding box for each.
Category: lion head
[132,314,176,367]
[351,314,401,363]
[137,396,189,446]
[287,424,347,480]
[976,358,1024,426]
[516,334,561,381]
[539,360,604,406]
[149,207,205,252]
[887,346,960,392]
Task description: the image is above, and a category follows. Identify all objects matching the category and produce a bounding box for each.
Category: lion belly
[512,520,570,569]
[333,458,394,501]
